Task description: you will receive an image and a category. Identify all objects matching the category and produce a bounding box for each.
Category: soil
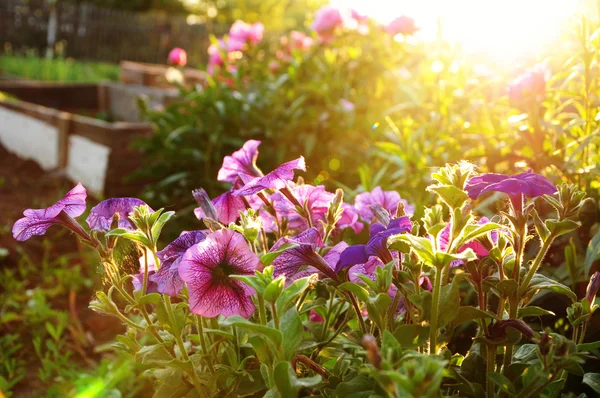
[0,143,124,395]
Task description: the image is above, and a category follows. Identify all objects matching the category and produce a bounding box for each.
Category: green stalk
[487,344,496,398]
[165,296,205,393]
[429,265,444,354]
[517,236,554,298]
[271,302,280,330]
[257,294,268,325]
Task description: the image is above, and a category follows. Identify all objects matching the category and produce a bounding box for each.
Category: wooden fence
[0,0,227,64]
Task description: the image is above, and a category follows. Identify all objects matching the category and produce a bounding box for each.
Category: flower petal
[87,198,151,231]
[217,140,262,183]
[234,157,306,196]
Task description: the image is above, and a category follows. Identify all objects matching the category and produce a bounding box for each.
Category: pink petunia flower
[179,229,259,318]
[168,48,187,67]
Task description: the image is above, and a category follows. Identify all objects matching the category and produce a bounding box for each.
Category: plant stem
[257,294,268,325]
[270,302,280,330]
[346,292,367,334]
[429,265,444,354]
[517,236,554,298]
[487,344,496,398]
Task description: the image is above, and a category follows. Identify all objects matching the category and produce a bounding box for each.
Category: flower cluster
[14,139,596,397]
[207,20,264,74]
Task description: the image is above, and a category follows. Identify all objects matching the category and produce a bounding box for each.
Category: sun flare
[335,0,589,62]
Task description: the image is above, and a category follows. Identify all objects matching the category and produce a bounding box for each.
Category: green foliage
[0,55,119,82]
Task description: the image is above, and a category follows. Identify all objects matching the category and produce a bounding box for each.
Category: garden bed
[119,60,207,88]
[0,80,176,196]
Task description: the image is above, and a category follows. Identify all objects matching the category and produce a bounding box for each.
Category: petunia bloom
[13,183,88,241]
[193,188,246,225]
[167,48,187,67]
[586,272,600,305]
[86,198,153,231]
[229,20,264,44]
[508,64,548,110]
[465,171,556,212]
[271,184,334,231]
[337,216,412,271]
[234,157,306,196]
[312,5,344,36]
[270,228,341,282]
[354,187,414,223]
[150,230,206,296]
[337,204,364,234]
[178,230,259,318]
[217,140,263,183]
[386,16,418,37]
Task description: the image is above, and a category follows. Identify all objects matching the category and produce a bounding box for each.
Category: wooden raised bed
[0,81,175,197]
[120,61,207,88]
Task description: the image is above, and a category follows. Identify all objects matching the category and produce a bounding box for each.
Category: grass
[0,55,119,82]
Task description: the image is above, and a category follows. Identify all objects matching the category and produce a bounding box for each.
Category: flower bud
[362,334,382,369]
[263,276,285,303]
[192,188,218,221]
[239,210,262,242]
[369,203,390,227]
[585,272,600,306]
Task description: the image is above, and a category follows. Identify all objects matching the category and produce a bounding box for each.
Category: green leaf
[280,308,303,359]
[151,211,175,241]
[138,293,162,305]
[545,219,581,238]
[338,282,370,302]
[578,341,600,352]
[388,235,435,267]
[585,230,600,276]
[153,368,193,398]
[437,275,468,329]
[517,306,555,318]
[136,344,172,365]
[513,344,538,363]
[392,324,429,348]
[260,243,299,266]
[334,376,376,398]
[455,306,498,325]
[496,280,519,296]
[106,229,152,247]
[526,274,577,302]
[532,209,550,243]
[427,185,469,209]
[460,222,503,244]
[487,372,516,395]
[276,276,313,315]
[273,361,321,398]
[221,316,282,346]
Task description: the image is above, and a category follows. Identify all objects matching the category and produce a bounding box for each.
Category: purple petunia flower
[178,229,259,318]
[13,183,87,241]
[217,140,263,183]
[354,187,414,223]
[270,228,341,282]
[86,198,153,231]
[194,189,246,225]
[234,157,306,197]
[133,249,159,293]
[465,171,556,212]
[336,216,412,271]
[150,231,207,296]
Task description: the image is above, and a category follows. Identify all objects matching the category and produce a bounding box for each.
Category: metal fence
[0,0,227,64]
